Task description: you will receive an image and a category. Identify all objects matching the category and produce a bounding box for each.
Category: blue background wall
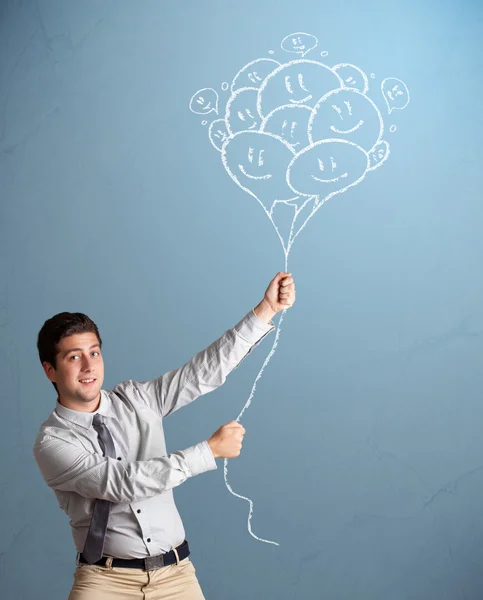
[1,1,483,598]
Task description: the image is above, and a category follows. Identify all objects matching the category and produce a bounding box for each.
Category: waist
[78,540,190,571]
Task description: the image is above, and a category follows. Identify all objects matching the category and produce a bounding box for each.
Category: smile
[330,120,364,134]
[290,95,312,104]
[311,172,348,183]
[248,122,258,130]
[79,378,96,384]
[239,165,272,180]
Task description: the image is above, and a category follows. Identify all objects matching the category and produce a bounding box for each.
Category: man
[34,272,296,600]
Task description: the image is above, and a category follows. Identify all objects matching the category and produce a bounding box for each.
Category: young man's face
[43,332,105,411]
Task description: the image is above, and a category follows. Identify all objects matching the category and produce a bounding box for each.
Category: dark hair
[37,312,102,369]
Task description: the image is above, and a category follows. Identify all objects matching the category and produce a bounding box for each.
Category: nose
[81,355,95,372]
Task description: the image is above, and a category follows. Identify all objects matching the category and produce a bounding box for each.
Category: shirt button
[117,457,122,461]
[147,538,151,543]
[137,509,141,513]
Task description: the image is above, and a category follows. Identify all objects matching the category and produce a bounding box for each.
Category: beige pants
[68,557,205,600]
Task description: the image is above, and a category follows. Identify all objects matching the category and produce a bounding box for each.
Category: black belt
[78,540,190,571]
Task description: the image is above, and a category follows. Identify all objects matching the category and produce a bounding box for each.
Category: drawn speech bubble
[189,88,219,115]
[281,32,318,58]
[381,78,410,114]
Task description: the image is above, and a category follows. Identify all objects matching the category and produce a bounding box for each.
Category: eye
[330,156,337,171]
[237,111,246,121]
[317,158,325,172]
[285,76,294,94]
[91,351,100,357]
[344,101,352,115]
[298,74,309,92]
[248,147,254,162]
[332,104,343,118]
[258,150,265,166]
[70,355,80,361]
[245,109,255,119]
[197,97,204,104]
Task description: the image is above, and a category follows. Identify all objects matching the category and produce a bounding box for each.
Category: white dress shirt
[33,310,274,559]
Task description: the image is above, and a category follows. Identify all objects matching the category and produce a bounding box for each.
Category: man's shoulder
[34,411,78,448]
[105,380,160,416]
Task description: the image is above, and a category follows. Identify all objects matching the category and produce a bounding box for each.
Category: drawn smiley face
[260,105,312,150]
[308,89,383,151]
[238,146,272,181]
[257,60,343,118]
[221,131,297,210]
[287,139,369,199]
[225,89,260,135]
[231,58,281,92]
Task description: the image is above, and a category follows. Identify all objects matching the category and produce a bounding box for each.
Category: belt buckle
[144,554,164,571]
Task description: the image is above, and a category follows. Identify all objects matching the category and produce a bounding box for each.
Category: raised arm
[130,272,296,418]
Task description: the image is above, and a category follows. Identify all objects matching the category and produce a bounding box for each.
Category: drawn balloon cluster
[189,32,411,546]
[190,32,410,267]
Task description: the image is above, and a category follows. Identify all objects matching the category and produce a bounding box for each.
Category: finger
[274,271,291,283]
[280,277,294,287]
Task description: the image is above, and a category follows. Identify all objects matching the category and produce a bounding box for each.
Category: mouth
[311,172,348,184]
[79,378,97,386]
[290,95,312,104]
[248,122,258,130]
[239,165,272,180]
[330,120,364,134]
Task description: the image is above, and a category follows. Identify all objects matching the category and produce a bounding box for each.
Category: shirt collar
[55,390,113,429]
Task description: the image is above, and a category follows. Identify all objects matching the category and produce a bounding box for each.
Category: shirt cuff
[234,310,275,345]
[185,441,217,477]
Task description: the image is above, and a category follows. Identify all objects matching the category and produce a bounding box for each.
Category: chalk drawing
[367,140,390,171]
[308,88,384,152]
[232,58,281,93]
[189,32,410,545]
[381,77,410,114]
[281,32,318,57]
[333,63,369,94]
[189,88,219,115]
[209,119,230,151]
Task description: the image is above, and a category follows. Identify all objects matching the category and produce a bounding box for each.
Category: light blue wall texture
[1,1,483,598]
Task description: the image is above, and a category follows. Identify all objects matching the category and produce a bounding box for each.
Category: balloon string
[223,252,290,546]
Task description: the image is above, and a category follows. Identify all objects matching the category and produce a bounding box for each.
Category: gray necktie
[82,414,116,564]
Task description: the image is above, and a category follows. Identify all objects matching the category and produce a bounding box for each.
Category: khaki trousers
[68,557,205,599]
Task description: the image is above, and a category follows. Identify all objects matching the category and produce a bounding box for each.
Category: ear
[42,361,57,383]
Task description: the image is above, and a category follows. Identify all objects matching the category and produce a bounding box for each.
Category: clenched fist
[254,272,296,323]
[207,420,246,459]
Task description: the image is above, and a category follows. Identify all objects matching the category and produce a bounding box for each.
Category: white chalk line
[189,35,411,545]
[223,254,289,546]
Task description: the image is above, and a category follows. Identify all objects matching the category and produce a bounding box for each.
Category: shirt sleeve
[33,434,216,503]
[124,310,274,418]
